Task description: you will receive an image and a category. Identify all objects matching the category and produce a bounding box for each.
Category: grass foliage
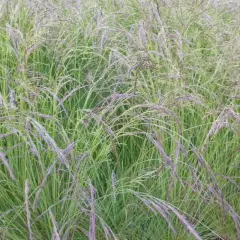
[0,0,240,239]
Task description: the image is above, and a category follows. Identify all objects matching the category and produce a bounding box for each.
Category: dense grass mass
[0,0,240,239]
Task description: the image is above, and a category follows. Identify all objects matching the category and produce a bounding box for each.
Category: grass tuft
[0,0,240,239]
